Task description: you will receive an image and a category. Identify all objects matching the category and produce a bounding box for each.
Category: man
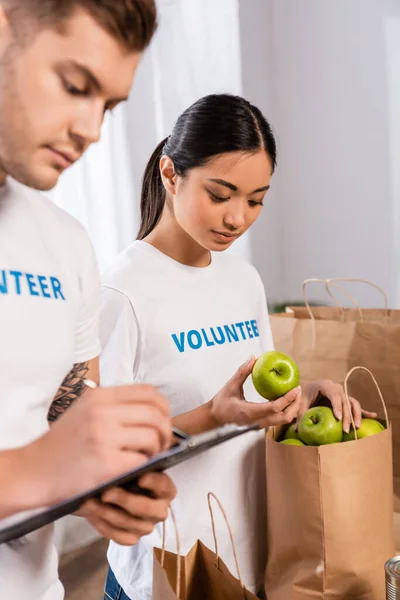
[0,1,177,598]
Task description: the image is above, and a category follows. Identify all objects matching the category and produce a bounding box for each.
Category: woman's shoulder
[212,252,263,287]
[102,241,157,292]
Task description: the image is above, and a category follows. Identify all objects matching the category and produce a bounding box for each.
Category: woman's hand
[297,380,377,433]
[210,356,303,429]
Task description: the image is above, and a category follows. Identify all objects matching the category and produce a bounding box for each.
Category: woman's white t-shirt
[100,241,274,599]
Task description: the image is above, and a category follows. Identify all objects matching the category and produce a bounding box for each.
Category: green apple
[251,351,300,400]
[280,438,305,446]
[298,406,343,446]
[343,418,385,442]
[283,421,302,441]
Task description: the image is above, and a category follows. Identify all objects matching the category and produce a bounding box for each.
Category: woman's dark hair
[137,93,277,240]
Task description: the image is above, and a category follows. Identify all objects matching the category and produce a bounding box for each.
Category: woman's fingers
[273,386,302,412]
[361,408,378,418]
[279,390,303,422]
[235,386,301,425]
[254,378,382,434]
[310,380,365,433]
[347,397,362,429]
[258,388,303,428]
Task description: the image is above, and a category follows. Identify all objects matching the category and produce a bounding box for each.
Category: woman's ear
[160,155,177,195]
[0,7,13,54]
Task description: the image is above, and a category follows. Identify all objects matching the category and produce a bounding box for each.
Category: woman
[100,94,372,600]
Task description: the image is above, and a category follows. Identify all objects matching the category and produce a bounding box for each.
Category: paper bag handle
[325,278,389,320]
[302,278,363,321]
[207,492,246,594]
[161,507,181,599]
[302,278,364,349]
[343,366,390,440]
[302,278,389,321]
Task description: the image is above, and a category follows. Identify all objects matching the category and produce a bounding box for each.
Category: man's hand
[296,380,377,433]
[77,473,177,545]
[21,385,174,510]
[211,356,302,429]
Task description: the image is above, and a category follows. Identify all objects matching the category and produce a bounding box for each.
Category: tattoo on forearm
[48,362,89,422]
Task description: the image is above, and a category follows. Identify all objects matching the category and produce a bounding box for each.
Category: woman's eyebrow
[207,178,270,193]
[207,178,237,191]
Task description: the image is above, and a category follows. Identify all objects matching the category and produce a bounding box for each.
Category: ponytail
[137,137,168,240]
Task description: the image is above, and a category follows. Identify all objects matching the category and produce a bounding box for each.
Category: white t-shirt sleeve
[255,272,275,352]
[100,286,140,386]
[74,237,101,364]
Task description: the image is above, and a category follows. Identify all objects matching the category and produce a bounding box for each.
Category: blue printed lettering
[201,328,215,347]
[235,322,246,340]
[171,317,259,353]
[171,332,185,353]
[0,270,7,294]
[10,271,22,295]
[188,330,202,350]
[245,320,254,339]
[38,275,51,299]
[251,319,260,337]
[50,277,65,300]
[0,269,66,300]
[26,273,39,297]
[224,324,239,343]
[210,326,225,345]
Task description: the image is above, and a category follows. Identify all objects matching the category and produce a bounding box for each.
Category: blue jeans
[103,564,267,600]
[103,567,131,600]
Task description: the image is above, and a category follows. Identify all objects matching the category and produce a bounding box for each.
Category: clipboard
[0,422,260,544]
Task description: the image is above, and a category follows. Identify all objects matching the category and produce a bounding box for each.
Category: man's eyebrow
[62,60,129,102]
[207,178,270,194]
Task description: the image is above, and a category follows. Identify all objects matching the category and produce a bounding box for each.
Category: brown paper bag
[265,366,396,599]
[270,277,400,550]
[152,493,259,600]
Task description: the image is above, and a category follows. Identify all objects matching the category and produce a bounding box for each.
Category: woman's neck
[143,211,211,268]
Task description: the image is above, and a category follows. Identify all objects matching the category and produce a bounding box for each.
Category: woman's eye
[248,200,264,207]
[208,190,230,202]
[64,80,86,96]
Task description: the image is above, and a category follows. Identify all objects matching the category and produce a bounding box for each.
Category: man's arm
[0,383,173,520]
[48,357,100,422]
[48,357,177,545]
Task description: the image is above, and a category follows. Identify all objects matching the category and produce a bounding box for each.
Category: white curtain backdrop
[384,0,400,306]
[49,0,250,276]
[51,0,247,554]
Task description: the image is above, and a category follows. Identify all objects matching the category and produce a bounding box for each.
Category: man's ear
[160,155,178,195]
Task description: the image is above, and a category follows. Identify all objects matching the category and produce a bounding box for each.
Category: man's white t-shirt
[0,179,101,600]
[100,241,274,599]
